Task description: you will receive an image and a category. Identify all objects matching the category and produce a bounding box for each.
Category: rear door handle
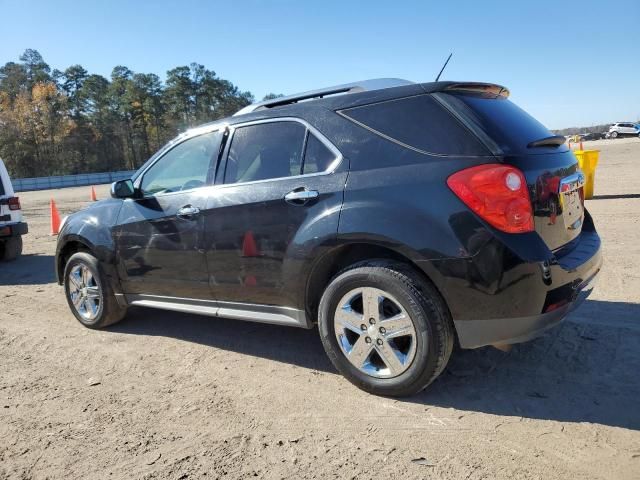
[284,189,319,205]
[177,205,200,219]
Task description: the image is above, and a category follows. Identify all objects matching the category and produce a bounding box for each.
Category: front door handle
[177,205,200,219]
[284,189,319,205]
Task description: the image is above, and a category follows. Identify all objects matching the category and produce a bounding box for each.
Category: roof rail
[234,78,414,116]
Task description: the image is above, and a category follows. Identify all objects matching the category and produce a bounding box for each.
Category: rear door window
[339,94,490,156]
[303,133,337,174]
[224,122,306,184]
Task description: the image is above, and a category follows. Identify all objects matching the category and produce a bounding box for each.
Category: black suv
[55,79,601,396]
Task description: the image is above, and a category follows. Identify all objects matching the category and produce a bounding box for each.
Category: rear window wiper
[527,135,566,148]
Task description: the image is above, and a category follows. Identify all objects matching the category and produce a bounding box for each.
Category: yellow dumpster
[573,150,599,199]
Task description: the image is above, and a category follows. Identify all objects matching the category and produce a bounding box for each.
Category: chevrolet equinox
[55,79,602,396]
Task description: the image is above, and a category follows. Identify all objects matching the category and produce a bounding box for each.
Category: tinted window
[224,122,306,184]
[141,131,221,195]
[445,93,558,154]
[340,94,489,156]
[303,133,336,174]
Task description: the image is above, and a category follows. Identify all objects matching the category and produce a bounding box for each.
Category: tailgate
[0,162,20,224]
[505,151,584,250]
[437,89,585,251]
[0,174,7,220]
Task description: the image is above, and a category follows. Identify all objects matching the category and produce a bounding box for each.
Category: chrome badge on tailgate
[559,171,586,231]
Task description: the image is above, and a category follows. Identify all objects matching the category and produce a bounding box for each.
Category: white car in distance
[0,158,28,261]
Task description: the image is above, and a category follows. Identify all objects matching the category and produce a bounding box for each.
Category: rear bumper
[426,227,602,349]
[0,222,28,238]
[454,272,598,348]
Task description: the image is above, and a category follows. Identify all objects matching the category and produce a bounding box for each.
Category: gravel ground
[1,137,639,479]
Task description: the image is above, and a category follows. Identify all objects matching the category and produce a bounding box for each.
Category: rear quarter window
[339,94,490,156]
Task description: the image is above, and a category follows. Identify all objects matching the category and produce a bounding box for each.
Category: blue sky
[0,0,638,129]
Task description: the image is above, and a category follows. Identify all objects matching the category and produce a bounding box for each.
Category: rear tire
[63,252,127,329]
[0,236,22,261]
[318,260,454,397]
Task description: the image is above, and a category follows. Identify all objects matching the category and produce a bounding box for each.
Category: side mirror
[110,179,136,199]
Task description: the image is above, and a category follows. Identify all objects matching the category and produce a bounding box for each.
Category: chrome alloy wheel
[334,287,418,378]
[68,264,102,321]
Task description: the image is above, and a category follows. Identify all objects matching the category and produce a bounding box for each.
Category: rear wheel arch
[304,242,451,324]
[317,259,455,395]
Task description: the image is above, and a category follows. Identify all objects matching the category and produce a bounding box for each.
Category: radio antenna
[435,53,453,82]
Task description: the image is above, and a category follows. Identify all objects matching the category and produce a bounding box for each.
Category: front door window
[141,131,222,195]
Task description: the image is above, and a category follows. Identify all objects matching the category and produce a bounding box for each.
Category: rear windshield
[441,93,558,155]
[339,94,490,156]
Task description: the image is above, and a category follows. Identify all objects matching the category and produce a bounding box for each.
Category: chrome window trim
[133,116,343,198]
[220,117,343,187]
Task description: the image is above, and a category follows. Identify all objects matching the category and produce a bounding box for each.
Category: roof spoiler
[443,83,510,99]
[527,135,566,148]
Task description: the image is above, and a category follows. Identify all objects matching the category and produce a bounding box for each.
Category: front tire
[610,131,618,138]
[0,236,22,261]
[63,252,127,328]
[318,261,454,397]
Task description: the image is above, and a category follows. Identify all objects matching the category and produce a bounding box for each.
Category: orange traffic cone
[50,199,61,235]
[90,186,97,201]
[242,230,259,257]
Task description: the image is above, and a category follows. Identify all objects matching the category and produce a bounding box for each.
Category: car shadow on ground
[408,299,640,431]
[111,299,640,431]
[0,254,56,286]
[112,306,333,372]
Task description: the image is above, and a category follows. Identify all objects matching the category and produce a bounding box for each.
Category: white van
[0,158,27,261]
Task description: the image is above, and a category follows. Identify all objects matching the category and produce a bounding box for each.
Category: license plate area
[559,172,585,231]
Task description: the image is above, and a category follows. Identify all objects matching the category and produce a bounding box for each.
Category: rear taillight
[8,197,21,211]
[447,164,534,234]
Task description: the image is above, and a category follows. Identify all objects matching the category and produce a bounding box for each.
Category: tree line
[0,49,272,178]
[551,124,614,136]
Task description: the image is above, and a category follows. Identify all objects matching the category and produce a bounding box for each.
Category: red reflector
[447,164,534,234]
[8,197,21,210]
[0,226,10,236]
[545,299,569,313]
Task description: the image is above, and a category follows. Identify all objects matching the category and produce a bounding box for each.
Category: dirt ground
[1,137,639,480]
